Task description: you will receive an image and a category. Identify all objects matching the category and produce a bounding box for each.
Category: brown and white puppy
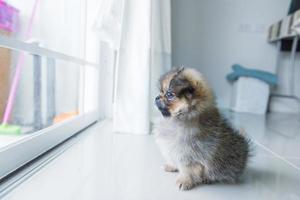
[153,67,249,190]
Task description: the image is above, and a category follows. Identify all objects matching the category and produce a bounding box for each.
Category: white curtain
[94,0,171,134]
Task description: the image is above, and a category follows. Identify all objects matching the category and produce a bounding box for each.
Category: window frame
[0,35,99,180]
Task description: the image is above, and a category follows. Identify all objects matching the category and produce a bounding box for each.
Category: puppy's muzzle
[155,96,171,117]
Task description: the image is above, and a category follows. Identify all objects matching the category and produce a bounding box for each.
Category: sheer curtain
[94,0,171,134]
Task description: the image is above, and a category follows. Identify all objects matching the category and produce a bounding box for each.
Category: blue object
[226,64,278,86]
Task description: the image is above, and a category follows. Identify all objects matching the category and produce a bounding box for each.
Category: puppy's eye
[165,92,175,101]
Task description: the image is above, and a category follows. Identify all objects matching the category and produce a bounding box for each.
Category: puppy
[153,67,249,190]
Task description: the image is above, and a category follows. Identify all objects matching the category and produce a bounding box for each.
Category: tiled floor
[3,111,300,200]
[226,111,300,168]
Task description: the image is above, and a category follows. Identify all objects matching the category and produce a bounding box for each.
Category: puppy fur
[153,67,250,190]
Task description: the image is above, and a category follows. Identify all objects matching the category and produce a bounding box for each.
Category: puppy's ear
[181,86,195,99]
[176,66,184,75]
[170,77,194,99]
[184,86,195,99]
[169,77,189,92]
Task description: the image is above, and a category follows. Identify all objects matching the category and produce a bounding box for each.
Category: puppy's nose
[155,96,160,102]
[155,96,162,108]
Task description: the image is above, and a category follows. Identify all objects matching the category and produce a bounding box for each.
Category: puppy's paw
[201,178,212,184]
[164,164,178,172]
[176,175,194,190]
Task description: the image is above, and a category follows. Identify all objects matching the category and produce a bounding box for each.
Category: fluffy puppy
[153,67,249,190]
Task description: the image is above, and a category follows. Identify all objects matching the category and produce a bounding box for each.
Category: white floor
[3,111,300,200]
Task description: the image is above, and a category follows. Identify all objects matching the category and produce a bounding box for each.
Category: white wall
[171,0,290,108]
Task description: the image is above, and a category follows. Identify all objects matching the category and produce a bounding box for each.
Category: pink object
[2,0,39,125]
[0,0,19,33]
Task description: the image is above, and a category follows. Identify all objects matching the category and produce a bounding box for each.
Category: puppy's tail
[238,127,255,160]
